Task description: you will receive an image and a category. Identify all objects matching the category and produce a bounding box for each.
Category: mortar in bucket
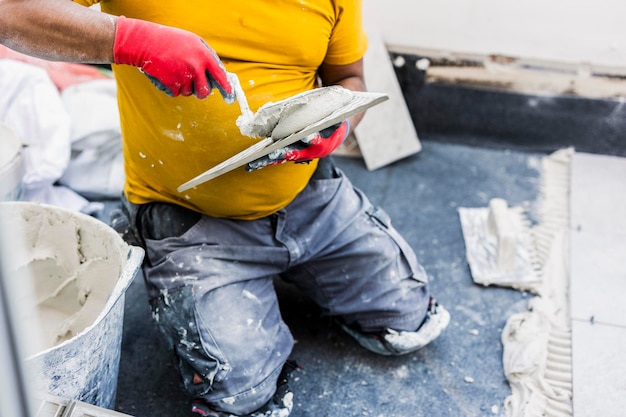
[0,201,144,409]
[0,124,25,201]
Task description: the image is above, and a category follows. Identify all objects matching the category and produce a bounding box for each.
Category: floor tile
[570,153,626,235]
[354,30,422,170]
[570,229,626,327]
[571,320,626,417]
[570,151,626,417]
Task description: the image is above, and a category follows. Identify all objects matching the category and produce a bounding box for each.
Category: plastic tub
[0,202,144,409]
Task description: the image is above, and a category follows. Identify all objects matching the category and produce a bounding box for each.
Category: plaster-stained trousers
[122,158,431,415]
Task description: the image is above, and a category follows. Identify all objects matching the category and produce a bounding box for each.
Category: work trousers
[123,159,430,414]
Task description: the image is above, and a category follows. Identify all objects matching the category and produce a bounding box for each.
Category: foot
[340,297,450,356]
[191,360,299,417]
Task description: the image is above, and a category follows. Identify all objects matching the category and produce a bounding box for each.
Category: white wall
[364,0,626,73]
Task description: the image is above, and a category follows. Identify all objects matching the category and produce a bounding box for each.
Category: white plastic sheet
[60,79,124,199]
[0,59,124,209]
[0,60,84,209]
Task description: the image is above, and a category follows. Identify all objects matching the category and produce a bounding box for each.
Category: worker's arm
[318,59,367,129]
[246,59,367,171]
[0,0,233,100]
[0,0,115,63]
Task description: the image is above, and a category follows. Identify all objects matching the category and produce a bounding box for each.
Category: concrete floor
[110,138,544,417]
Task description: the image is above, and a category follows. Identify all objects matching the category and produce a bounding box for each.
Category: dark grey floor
[109,138,544,417]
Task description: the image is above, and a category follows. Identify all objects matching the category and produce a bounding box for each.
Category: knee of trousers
[149,285,294,415]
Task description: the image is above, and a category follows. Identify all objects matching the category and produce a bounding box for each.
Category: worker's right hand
[113,16,234,101]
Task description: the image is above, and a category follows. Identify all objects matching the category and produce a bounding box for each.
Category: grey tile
[571,320,626,417]
[570,151,626,417]
[570,229,626,327]
[354,30,422,170]
[571,152,626,235]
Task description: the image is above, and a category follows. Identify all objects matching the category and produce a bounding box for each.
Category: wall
[363,0,626,74]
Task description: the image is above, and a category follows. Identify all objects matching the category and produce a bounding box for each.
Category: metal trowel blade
[177,91,388,191]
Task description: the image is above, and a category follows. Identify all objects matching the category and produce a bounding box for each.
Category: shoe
[340,297,450,356]
[191,360,300,417]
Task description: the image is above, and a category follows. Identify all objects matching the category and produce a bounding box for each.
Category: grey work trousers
[123,159,430,414]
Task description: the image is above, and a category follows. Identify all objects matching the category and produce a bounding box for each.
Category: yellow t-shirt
[75,0,368,219]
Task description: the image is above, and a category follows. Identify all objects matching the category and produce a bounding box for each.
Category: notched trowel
[458,198,542,293]
[177,75,388,192]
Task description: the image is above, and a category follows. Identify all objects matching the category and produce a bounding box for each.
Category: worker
[0,1,450,416]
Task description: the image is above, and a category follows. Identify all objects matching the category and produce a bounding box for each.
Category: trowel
[177,75,388,192]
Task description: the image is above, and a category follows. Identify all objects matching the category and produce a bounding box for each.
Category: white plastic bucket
[0,202,144,409]
[0,124,25,201]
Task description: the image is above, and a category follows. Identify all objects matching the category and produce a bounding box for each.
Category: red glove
[246,120,350,171]
[113,16,233,101]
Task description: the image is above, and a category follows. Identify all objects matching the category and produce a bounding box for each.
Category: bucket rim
[0,201,145,360]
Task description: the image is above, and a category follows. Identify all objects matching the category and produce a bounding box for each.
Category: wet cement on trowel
[175,81,361,191]
[232,73,353,140]
[0,203,128,357]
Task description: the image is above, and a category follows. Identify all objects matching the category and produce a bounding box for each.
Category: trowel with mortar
[177,74,388,192]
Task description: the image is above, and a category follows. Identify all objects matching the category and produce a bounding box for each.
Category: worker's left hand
[246,120,350,171]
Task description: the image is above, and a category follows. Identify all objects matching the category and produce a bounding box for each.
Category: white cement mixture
[235,84,353,139]
[0,202,129,357]
[458,149,574,417]
[500,149,574,417]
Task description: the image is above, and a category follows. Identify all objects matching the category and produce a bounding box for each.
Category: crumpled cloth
[0,51,123,210]
[0,59,84,209]
[59,79,124,199]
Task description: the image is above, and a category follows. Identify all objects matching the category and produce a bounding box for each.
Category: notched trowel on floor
[177,75,388,192]
[458,198,542,293]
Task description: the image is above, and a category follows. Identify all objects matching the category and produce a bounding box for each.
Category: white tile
[570,152,626,235]
[354,29,421,171]
[571,320,626,417]
[570,229,626,327]
[570,151,626,417]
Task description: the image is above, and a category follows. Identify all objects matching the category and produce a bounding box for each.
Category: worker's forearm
[334,75,366,94]
[0,0,115,63]
[335,75,367,129]
[319,60,367,129]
